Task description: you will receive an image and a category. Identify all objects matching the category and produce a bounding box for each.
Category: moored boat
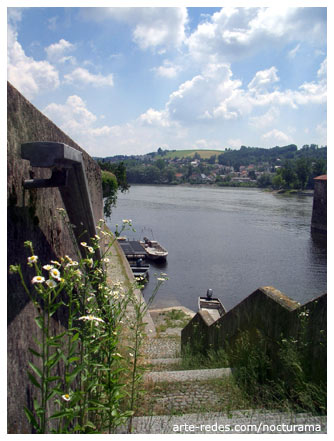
[140,237,168,261]
[198,289,226,321]
[130,258,150,284]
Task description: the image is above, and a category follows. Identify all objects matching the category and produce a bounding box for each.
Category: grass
[155,309,192,334]
[158,149,224,160]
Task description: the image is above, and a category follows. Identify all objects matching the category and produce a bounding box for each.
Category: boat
[198,289,226,321]
[129,258,150,284]
[140,237,168,261]
[117,238,147,260]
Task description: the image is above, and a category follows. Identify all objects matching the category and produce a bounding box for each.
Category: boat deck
[118,240,147,259]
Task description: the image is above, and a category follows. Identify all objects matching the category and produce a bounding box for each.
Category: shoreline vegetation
[97,145,326,212]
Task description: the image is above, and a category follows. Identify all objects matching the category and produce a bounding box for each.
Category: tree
[312,159,326,177]
[295,158,311,189]
[272,173,285,189]
[248,170,256,180]
[257,173,272,188]
[281,161,297,188]
[101,171,118,218]
[208,154,217,164]
[155,158,166,170]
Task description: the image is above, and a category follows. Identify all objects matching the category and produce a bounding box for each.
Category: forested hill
[96,144,326,190]
[95,144,326,167]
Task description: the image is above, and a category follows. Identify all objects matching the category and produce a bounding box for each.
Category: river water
[107,185,327,312]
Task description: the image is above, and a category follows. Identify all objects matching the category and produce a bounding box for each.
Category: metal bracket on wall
[23,168,69,189]
[21,142,101,260]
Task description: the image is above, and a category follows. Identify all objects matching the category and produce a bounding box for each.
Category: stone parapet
[182,287,326,384]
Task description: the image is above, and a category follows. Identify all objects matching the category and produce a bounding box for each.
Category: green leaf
[34,316,44,330]
[47,389,59,401]
[24,406,40,431]
[71,333,80,343]
[66,364,83,383]
[49,410,72,420]
[28,361,42,378]
[28,372,41,389]
[29,347,42,358]
[46,352,62,369]
[46,375,62,383]
[68,356,80,363]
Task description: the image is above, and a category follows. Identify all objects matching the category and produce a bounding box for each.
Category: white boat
[198,289,226,321]
[140,237,168,261]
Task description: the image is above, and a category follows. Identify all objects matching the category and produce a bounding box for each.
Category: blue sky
[6,3,327,157]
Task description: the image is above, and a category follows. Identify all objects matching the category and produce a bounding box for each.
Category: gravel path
[144,367,232,383]
[117,411,327,434]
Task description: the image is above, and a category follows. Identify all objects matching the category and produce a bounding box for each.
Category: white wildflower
[50,268,61,279]
[46,279,57,289]
[43,264,54,271]
[78,315,105,324]
[32,276,45,284]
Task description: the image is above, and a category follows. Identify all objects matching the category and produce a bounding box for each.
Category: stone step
[147,357,182,366]
[142,336,180,360]
[143,367,232,383]
[117,411,327,434]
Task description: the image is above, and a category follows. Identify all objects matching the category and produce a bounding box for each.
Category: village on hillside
[97,144,327,190]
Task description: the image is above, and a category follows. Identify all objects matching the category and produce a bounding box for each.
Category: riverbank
[273,188,314,196]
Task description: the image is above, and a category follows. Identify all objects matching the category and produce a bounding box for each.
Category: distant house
[231,177,252,183]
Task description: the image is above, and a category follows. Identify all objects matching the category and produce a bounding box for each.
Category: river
[107,185,327,312]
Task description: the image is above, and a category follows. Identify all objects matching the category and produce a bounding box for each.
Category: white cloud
[138,108,172,128]
[44,95,97,130]
[7,24,60,99]
[165,64,247,123]
[45,39,76,64]
[186,7,326,64]
[80,7,188,51]
[249,107,280,129]
[287,43,301,59]
[317,58,327,80]
[64,67,114,87]
[262,129,290,144]
[228,138,242,149]
[153,60,181,78]
[43,95,116,155]
[248,67,279,92]
[139,57,327,133]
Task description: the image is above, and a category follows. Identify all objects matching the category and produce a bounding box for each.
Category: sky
[6,2,328,158]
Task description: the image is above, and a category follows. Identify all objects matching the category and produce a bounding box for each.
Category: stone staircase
[117,323,327,434]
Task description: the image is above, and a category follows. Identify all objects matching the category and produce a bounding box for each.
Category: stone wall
[311,175,327,234]
[7,82,103,433]
[182,286,326,384]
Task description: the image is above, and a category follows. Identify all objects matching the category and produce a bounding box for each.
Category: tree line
[97,144,327,214]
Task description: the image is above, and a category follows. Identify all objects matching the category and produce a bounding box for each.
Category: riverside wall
[7,82,103,433]
[311,175,327,234]
[181,286,326,384]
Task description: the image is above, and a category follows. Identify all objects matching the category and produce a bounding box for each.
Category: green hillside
[159,149,224,159]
